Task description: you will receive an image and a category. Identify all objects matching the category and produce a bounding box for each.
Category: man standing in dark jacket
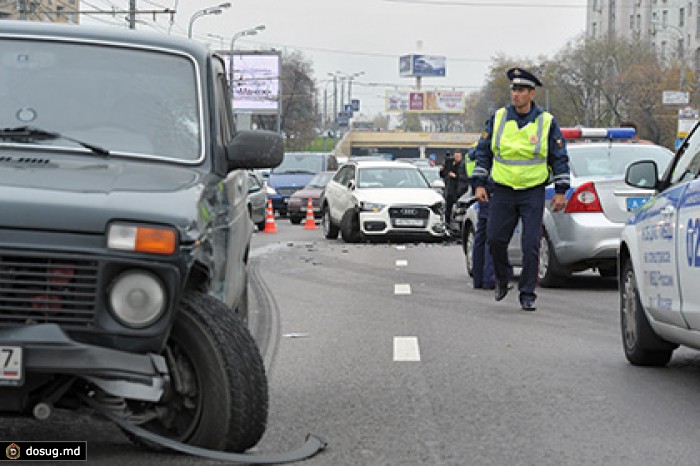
[439,149,466,223]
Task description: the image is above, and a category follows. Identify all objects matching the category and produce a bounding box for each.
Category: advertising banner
[221,52,280,113]
[385,90,465,113]
[398,54,446,77]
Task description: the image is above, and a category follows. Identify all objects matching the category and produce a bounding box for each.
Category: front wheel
[126,291,268,452]
[620,259,676,366]
[340,209,363,243]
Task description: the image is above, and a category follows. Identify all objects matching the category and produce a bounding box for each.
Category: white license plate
[0,346,22,385]
[395,218,425,227]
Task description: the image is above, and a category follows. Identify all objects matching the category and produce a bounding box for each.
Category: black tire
[322,204,339,239]
[255,220,266,232]
[289,215,303,225]
[620,259,676,366]
[463,222,475,277]
[340,209,363,243]
[538,231,567,288]
[125,291,268,452]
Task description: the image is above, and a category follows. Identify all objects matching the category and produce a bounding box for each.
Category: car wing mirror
[226,130,283,171]
[431,179,445,189]
[625,160,659,190]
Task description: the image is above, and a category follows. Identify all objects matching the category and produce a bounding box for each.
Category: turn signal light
[108,223,177,254]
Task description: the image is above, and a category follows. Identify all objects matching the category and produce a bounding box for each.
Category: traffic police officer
[472,67,570,311]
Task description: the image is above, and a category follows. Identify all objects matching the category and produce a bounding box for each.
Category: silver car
[462,139,673,286]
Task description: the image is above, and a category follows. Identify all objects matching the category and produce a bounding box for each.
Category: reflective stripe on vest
[490,107,552,189]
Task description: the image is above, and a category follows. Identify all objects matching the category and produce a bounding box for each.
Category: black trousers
[486,183,545,302]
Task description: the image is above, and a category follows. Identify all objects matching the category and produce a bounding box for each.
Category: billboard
[385,90,464,113]
[398,54,446,77]
[221,51,280,113]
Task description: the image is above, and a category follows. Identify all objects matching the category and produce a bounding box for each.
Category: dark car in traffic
[287,171,336,224]
[0,20,282,453]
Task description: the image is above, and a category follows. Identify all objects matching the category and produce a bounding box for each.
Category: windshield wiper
[0,126,110,156]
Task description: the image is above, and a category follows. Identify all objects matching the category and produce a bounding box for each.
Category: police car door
[672,129,700,330]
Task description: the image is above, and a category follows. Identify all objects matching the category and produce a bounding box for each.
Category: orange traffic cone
[263,199,278,234]
[303,197,317,230]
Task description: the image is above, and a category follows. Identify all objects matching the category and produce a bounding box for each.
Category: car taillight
[564,182,602,213]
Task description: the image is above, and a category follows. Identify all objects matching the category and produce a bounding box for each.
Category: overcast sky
[87,0,587,118]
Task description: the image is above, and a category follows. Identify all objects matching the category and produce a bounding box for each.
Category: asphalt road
[5,220,700,465]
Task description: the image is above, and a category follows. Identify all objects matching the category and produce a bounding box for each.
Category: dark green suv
[0,20,281,452]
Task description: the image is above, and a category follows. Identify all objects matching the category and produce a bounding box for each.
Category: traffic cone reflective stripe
[303,197,317,230]
[263,199,278,234]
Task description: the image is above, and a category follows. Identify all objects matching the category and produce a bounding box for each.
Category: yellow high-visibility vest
[490,107,552,189]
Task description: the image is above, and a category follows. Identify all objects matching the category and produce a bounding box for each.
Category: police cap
[507,67,542,89]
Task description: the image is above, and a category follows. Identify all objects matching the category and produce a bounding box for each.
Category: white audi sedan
[321,160,447,242]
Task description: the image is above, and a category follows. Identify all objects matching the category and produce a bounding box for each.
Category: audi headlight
[430,202,445,216]
[109,269,166,328]
[360,202,386,212]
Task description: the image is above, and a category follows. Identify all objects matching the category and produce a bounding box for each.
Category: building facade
[0,1,79,24]
[587,0,699,80]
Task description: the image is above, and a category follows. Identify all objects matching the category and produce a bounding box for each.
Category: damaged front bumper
[0,324,168,402]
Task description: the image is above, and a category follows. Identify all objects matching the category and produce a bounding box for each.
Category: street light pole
[228,25,266,88]
[188,2,231,39]
[653,20,686,91]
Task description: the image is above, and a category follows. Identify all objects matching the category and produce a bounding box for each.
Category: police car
[461,128,673,286]
[619,122,700,365]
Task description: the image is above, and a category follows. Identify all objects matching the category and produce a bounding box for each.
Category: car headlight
[360,202,386,212]
[108,269,166,328]
[108,223,177,255]
[430,202,445,216]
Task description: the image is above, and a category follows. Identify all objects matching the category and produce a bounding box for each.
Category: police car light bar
[560,127,636,140]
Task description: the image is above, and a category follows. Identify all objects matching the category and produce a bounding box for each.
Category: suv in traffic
[266,151,338,216]
[0,21,281,452]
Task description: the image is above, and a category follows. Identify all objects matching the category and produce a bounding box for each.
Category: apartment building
[587,0,700,76]
[0,0,79,24]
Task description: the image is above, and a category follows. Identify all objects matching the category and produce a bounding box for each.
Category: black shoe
[495,282,510,301]
[521,300,536,311]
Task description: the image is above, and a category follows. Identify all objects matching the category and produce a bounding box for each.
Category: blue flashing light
[606,128,636,139]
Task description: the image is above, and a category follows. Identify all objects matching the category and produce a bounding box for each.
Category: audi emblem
[401,208,417,215]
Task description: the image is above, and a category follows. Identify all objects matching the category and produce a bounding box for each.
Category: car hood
[355,188,443,206]
[0,155,204,234]
[290,186,323,199]
[268,173,314,190]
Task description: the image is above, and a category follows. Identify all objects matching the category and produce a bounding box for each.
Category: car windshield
[419,167,441,183]
[307,172,334,188]
[568,144,673,177]
[358,167,430,189]
[273,153,326,174]
[0,39,202,161]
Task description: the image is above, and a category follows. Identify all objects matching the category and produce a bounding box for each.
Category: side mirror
[226,130,283,171]
[431,179,445,189]
[625,160,659,189]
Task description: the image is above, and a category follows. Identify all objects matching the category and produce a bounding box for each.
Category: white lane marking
[396,245,406,250]
[394,337,421,361]
[394,283,411,295]
[395,259,408,267]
